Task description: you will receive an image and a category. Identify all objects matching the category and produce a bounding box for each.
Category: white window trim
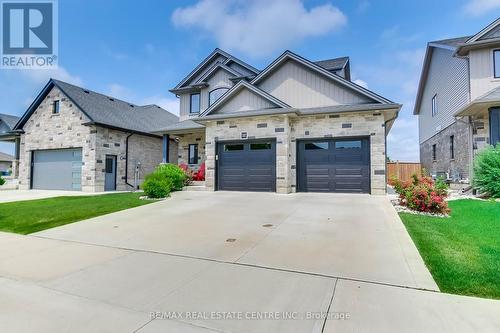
[431,94,438,117]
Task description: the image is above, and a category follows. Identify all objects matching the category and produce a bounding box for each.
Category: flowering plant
[390,173,450,214]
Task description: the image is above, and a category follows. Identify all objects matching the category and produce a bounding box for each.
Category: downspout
[125,133,135,190]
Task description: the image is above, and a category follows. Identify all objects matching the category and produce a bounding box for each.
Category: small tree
[473,145,500,198]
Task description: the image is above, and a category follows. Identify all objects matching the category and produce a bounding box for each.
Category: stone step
[190,181,205,186]
[183,185,208,192]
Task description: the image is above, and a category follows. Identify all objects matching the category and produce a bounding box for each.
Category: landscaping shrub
[154,163,188,190]
[473,145,500,198]
[179,163,194,183]
[390,173,450,214]
[0,176,5,186]
[142,173,173,198]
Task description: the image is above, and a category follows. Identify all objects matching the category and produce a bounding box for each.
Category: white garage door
[32,149,83,191]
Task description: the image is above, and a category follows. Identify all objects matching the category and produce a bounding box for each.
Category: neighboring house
[0,151,14,175]
[12,79,179,191]
[0,113,21,177]
[415,18,500,181]
[156,48,401,194]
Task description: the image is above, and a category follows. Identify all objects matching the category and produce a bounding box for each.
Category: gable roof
[200,80,290,116]
[195,63,240,84]
[429,36,471,50]
[455,18,500,56]
[171,48,259,92]
[14,79,179,136]
[314,56,349,71]
[0,113,21,130]
[466,18,500,44]
[250,50,392,104]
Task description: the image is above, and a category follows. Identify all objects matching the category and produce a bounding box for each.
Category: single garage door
[217,140,276,192]
[297,138,370,193]
[32,148,83,190]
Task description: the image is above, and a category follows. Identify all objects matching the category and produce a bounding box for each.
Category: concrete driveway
[1,191,499,332]
[0,189,114,203]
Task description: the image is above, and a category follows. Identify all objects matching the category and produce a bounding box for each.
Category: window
[250,142,272,150]
[450,135,454,160]
[431,94,437,117]
[53,100,60,114]
[224,144,244,151]
[335,140,362,149]
[432,144,437,161]
[305,142,328,150]
[209,88,229,106]
[494,50,500,78]
[188,144,198,164]
[190,93,200,114]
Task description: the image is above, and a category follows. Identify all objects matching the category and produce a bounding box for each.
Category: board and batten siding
[200,68,234,111]
[418,47,470,143]
[469,48,500,100]
[257,59,373,108]
[213,89,276,114]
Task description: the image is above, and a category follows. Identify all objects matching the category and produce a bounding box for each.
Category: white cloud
[463,0,500,16]
[353,78,368,88]
[21,66,83,86]
[142,95,180,116]
[172,0,347,58]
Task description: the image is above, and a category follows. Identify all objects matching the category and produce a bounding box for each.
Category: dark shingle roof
[53,80,179,134]
[0,113,20,130]
[16,79,179,135]
[430,36,471,48]
[314,57,349,71]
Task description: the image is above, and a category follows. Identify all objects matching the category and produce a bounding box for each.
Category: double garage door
[32,149,82,191]
[216,137,370,193]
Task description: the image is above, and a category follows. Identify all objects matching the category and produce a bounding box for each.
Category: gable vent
[109,98,115,101]
[130,104,134,107]
[83,90,90,94]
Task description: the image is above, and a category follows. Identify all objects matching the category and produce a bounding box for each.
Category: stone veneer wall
[420,119,471,181]
[18,86,164,192]
[176,132,206,168]
[18,86,95,191]
[204,112,387,194]
[94,128,163,191]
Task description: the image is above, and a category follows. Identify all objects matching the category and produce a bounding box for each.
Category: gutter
[125,133,135,189]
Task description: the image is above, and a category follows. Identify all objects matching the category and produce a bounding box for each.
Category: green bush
[154,163,188,190]
[473,145,500,198]
[142,173,173,198]
[0,176,5,186]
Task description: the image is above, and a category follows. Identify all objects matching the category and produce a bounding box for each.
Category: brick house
[13,79,178,191]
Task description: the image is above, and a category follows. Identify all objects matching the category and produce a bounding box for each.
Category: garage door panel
[217,140,276,192]
[32,149,83,191]
[298,138,370,193]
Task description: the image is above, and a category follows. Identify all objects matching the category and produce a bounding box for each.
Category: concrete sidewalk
[0,232,499,332]
[0,189,124,203]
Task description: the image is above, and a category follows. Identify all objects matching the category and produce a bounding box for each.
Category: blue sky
[1,0,499,160]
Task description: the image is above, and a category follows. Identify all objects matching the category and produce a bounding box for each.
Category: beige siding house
[158,49,400,194]
[415,18,500,181]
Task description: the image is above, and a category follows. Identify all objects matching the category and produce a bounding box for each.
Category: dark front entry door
[217,140,276,192]
[297,137,370,193]
[490,108,500,146]
[104,155,117,191]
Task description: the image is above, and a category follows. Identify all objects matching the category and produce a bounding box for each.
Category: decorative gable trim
[250,50,392,104]
[195,63,240,84]
[200,81,290,117]
[466,18,500,44]
[172,48,260,91]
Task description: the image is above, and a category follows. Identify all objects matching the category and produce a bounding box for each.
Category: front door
[490,108,500,146]
[104,155,117,191]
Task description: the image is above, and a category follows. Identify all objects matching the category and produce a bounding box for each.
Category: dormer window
[209,87,229,106]
[431,94,437,117]
[494,49,500,78]
[190,93,200,114]
[52,100,60,114]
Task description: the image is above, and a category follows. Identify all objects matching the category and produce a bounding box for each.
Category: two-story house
[156,48,401,194]
[415,18,500,181]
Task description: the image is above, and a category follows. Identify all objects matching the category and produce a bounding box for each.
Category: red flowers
[390,174,450,214]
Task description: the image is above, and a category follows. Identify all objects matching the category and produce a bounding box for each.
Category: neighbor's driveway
[1,191,499,332]
[0,189,113,203]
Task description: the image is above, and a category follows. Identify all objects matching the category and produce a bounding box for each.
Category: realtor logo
[1,0,58,68]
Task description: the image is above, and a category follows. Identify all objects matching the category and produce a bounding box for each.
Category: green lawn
[0,193,154,234]
[400,199,500,299]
